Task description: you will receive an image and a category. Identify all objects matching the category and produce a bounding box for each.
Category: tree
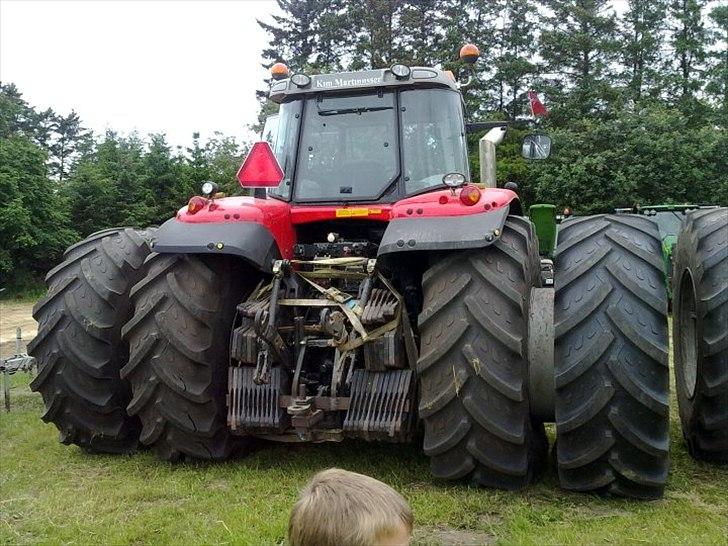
[184,132,211,187]
[620,0,668,102]
[0,134,75,284]
[539,0,620,121]
[437,0,502,116]
[205,133,247,195]
[347,0,405,70]
[529,104,727,213]
[492,0,539,119]
[49,110,91,182]
[706,5,728,122]
[0,83,53,145]
[142,133,186,223]
[393,0,442,67]
[258,0,348,72]
[666,0,710,115]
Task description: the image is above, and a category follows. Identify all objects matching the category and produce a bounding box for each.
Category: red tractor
[29,46,727,499]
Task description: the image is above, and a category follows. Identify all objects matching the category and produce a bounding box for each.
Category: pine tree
[205,133,246,195]
[0,83,55,147]
[397,0,443,66]
[258,0,347,72]
[0,86,76,282]
[666,0,709,110]
[539,0,619,121]
[706,5,728,122]
[50,110,91,182]
[348,0,402,69]
[492,0,539,119]
[620,0,669,102]
[437,0,502,116]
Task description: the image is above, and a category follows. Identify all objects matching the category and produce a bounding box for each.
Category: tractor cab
[260,65,469,204]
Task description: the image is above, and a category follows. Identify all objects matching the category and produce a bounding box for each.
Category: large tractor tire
[554,215,669,499]
[418,216,547,490]
[28,227,156,453]
[121,254,254,461]
[672,207,728,463]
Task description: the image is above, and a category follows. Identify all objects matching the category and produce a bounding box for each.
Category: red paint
[391,187,515,218]
[290,205,393,224]
[179,196,296,258]
[175,187,518,259]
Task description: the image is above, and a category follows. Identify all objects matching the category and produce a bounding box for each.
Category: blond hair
[288,468,413,546]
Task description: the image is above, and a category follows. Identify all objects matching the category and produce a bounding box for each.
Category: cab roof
[268,67,460,103]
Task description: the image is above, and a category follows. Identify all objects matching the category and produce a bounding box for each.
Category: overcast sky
[1,0,280,147]
[1,1,695,149]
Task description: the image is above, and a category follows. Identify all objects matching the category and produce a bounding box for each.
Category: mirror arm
[459,74,474,89]
[458,65,479,89]
[466,121,509,134]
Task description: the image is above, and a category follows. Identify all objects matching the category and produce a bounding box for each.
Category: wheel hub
[678,271,699,399]
[528,288,555,422]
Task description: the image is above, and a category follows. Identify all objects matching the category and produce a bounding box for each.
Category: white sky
[2,0,711,149]
[0,0,280,147]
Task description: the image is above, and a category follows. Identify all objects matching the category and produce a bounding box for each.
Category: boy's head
[288,468,413,546]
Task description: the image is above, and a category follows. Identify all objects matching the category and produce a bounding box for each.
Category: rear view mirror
[522,134,552,160]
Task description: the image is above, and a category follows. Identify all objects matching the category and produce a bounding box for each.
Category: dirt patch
[413,525,496,546]
[0,301,36,357]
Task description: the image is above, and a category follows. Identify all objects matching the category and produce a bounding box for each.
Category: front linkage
[227,256,418,443]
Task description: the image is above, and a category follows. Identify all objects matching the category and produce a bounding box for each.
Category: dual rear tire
[672,208,728,463]
[29,228,156,453]
[418,213,673,499]
[417,216,548,490]
[29,228,254,460]
[121,254,254,461]
[553,215,670,499]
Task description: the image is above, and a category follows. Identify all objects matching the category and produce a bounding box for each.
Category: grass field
[1,310,727,545]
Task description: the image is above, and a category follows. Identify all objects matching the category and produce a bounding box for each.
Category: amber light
[270,62,289,81]
[459,185,481,206]
[187,196,208,215]
[459,43,480,64]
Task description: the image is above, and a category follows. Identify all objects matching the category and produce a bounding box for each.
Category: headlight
[442,172,466,188]
[290,73,311,87]
[201,181,219,196]
[390,64,411,79]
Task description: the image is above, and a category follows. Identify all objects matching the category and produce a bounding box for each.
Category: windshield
[265,87,470,202]
[294,92,398,201]
[651,211,684,238]
[401,89,469,193]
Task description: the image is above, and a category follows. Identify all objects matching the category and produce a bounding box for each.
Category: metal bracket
[1,327,37,411]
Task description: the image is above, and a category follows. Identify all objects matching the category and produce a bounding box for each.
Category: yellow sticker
[335,208,371,218]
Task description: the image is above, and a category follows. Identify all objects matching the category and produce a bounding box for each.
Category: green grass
[1,374,726,545]
[0,284,45,303]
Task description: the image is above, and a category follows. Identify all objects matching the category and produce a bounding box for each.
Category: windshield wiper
[317,106,393,116]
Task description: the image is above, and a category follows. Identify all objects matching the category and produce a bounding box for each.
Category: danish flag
[528,91,549,117]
